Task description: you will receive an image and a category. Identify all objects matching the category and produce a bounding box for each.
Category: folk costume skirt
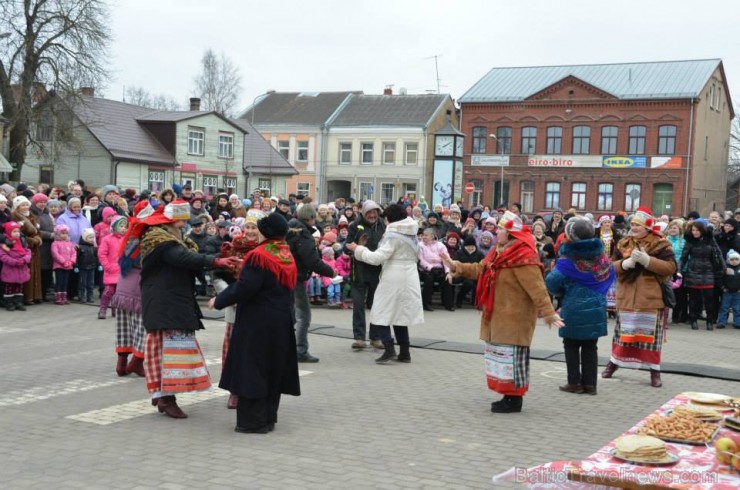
[111,268,146,358]
[484,342,530,397]
[144,330,211,398]
[610,308,667,371]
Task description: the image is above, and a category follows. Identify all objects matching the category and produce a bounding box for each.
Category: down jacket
[98,233,124,285]
[0,243,32,283]
[354,217,424,327]
[545,238,615,340]
[680,229,724,288]
[287,218,334,282]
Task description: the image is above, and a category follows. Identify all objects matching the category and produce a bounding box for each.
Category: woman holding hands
[444,211,563,413]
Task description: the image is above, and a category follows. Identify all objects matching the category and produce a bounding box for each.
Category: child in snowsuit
[51,224,77,305]
[0,221,32,311]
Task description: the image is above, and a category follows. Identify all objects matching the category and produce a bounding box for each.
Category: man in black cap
[275,199,293,222]
[181,183,193,203]
[204,220,231,255]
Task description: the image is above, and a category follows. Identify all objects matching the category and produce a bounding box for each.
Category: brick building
[458,59,734,217]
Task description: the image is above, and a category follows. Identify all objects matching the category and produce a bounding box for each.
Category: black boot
[396,343,411,363]
[490,395,507,411]
[14,296,26,311]
[5,297,15,311]
[491,395,523,413]
[706,321,714,331]
[690,320,699,330]
[375,340,397,364]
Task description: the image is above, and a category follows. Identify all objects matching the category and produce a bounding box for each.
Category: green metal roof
[459,59,723,103]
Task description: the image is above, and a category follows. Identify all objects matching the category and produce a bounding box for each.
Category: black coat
[342,215,386,284]
[723,264,740,292]
[77,239,98,270]
[188,229,210,253]
[680,230,724,287]
[216,263,301,399]
[716,229,740,260]
[203,233,228,256]
[287,218,334,281]
[141,233,217,332]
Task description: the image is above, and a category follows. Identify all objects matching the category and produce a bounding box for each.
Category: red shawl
[475,235,542,323]
[242,239,298,290]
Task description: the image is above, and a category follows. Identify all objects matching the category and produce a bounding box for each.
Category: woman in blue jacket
[546,217,616,395]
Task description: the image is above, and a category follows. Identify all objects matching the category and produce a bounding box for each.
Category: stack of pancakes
[614,435,669,463]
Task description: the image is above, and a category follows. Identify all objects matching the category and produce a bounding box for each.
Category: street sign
[465,182,475,193]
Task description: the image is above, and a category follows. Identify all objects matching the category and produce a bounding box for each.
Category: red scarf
[242,239,297,290]
[475,235,542,323]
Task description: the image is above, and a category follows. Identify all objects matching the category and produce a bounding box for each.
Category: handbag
[657,277,676,308]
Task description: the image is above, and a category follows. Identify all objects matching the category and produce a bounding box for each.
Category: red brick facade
[460,78,696,217]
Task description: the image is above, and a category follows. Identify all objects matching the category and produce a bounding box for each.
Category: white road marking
[0,379,132,407]
[66,370,314,426]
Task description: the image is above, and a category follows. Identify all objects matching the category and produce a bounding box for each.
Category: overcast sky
[107,0,740,114]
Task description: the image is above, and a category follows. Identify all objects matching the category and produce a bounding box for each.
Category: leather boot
[14,295,26,311]
[706,321,714,331]
[491,395,523,413]
[396,343,411,363]
[157,396,187,418]
[601,361,618,379]
[116,353,129,376]
[690,320,699,330]
[650,370,662,388]
[558,384,584,394]
[125,356,145,377]
[375,340,397,364]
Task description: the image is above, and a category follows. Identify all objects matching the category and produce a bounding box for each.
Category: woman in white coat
[346,204,424,364]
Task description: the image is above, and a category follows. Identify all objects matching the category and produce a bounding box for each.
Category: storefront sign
[527,155,602,168]
[471,155,510,167]
[650,156,683,169]
[602,156,647,168]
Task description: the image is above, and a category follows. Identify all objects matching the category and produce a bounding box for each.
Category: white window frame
[258,178,271,192]
[218,132,234,159]
[297,141,309,162]
[571,182,587,209]
[520,181,534,213]
[404,142,418,165]
[625,183,641,212]
[597,183,613,211]
[202,175,218,197]
[380,182,395,205]
[339,142,352,165]
[545,182,560,209]
[188,128,205,156]
[277,140,290,160]
[148,170,165,192]
[223,176,237,195]
[361,142,373,165]
[296,182,310,196]
[382,142,396,165]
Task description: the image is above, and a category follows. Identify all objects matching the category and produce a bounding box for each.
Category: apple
[715,437,738,465]
[731,452,740,472]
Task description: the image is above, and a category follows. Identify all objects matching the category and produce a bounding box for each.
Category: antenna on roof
[122,85,125,103]
[424,54,442,94]
[628,68,632,84]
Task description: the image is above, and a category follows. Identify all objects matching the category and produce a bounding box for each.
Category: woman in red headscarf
[444,211,562,413]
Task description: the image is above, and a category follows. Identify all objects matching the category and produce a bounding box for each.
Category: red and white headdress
[630,206,655,229]
[497,210,523,232]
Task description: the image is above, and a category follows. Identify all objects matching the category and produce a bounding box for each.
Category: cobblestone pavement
[1,303,739,489]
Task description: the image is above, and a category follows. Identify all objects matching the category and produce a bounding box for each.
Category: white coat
[355,217,424,327]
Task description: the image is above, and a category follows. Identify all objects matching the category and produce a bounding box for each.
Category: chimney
[383,86,393,96]
[189,97,201,111]
[80,87,95,97]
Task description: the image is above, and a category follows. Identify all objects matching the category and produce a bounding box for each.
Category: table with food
[492,392,740,489]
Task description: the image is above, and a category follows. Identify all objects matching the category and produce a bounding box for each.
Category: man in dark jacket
[187,218,210,296]
[140,200,238,418]
[274,199,293,222]
[455,236,484,308]
[96,184,128,225]
[287,205,336,363]
[343,200,386,350]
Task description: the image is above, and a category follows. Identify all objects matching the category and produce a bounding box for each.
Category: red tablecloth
[492,394,740,489]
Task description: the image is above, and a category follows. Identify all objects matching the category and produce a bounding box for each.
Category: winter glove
[631,250,650,267]
[213,257,241,269]
[621,256,636,270]
[330,276,343,285]
[98,265,103,272]
[74,267,79,273]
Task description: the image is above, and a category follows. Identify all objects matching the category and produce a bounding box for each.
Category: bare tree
[125,85,182,111]
[193,49,242,116]
[0,0,111,180]
[730,108,740,177]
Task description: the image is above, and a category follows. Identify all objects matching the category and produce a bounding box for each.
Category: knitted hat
[599,214,614,226]
[297,204,317,221]
[102,206,117,222]
[321,246,334,259]
[338,215,349,226]
[12,195,30,209]
[484,216,498,227]
[54,224,69,236]
[687,211,701,220]
[446,231,461,243]
[242,198,252,207]
[426,212,440,221]
[110,215,128,234]
[31,193,49,205]
[449,204,461,214]
[4,221,20,236]
[164,199,191,221]
[564,216,595,242]
[734,208,740,216]
[257,213,288,239]
[16,183,28,192]
[172,184,182,197]
[631,206,655,229]
[229,193,239,201]
[497,211,523,232]
[67,197,81,208]
[278,199,291,207]
[322,231,337,245]
[724,218,738,229]
[101,185,118,198]
[728,250,740,261]
[463,236,477,247]
[217,220,232,229]
[81,228,96,244]
[245,209,267,225]
[47,198,60,208]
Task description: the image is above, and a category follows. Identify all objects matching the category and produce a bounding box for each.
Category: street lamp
[249,90,275,195]
[490,134,504,208]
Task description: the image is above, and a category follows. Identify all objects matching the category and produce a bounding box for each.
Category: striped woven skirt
[610,308,667,371]
[144,330,211,397]
[484,342,530,397]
